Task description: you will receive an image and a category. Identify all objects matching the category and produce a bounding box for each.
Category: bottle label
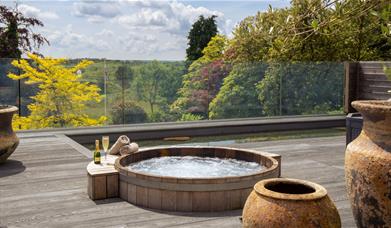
[94,152,101,164]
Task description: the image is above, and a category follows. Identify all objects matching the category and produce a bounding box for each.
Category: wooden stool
[87,155,119,200]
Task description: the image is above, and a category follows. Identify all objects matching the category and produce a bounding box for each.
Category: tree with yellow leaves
[8,53,106,129]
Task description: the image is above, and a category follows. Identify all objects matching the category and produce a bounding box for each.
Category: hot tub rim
[114,146,279,182]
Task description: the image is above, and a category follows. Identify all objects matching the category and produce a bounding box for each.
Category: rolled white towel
[119,142,139,156]
[109,135,130,155]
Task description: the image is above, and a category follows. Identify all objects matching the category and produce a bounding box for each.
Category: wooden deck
[0,134,355,227]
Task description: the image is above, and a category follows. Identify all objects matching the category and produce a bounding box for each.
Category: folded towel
[109,135,130,155]
[119,142,139,156]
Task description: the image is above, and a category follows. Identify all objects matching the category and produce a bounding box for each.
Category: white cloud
[118,32,186,55]
[36,0,236,60]
[125,0,168,9]
[97,29,114,37]
[67,0,229,57]
[18,4,59,20]
[46,25,110,51]
[117,1,225,35]
[73,1,121,23]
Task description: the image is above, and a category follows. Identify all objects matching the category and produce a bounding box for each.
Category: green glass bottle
[94,139,101,164]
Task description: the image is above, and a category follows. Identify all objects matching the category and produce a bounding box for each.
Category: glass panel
[0,59,345,130]
[0,59,18,108]
[82,60,108,126]
[279,62,344,116]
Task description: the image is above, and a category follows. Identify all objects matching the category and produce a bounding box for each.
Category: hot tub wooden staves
[114,146,280,212]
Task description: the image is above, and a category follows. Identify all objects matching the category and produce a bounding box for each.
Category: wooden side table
[87,155,119,200]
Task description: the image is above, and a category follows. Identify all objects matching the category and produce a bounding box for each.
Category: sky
[3,0,290,60]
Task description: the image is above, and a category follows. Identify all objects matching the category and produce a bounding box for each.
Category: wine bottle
[94,139,101,164]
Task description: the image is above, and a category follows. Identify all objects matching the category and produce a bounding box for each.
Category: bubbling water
[128,156,263,178]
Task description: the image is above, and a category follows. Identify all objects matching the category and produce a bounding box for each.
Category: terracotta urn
[0,105,19,163]
[242,178,341,228]
[345,100,391,227]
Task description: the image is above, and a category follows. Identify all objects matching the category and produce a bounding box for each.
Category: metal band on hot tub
[120,169,279,191]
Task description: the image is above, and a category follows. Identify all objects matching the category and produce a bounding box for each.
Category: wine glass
[102,136,109,162]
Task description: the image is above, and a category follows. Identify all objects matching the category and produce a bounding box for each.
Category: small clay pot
[0,105,19,163]
[345,100,391,228]
[242,178,341,228]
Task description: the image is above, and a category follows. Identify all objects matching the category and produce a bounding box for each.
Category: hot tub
[115,146,280,212]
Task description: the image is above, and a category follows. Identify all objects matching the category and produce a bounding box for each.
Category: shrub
[111,101,147,124]
[179,113,203,121]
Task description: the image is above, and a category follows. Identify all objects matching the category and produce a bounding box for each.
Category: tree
[221,0,390,117]
[111,101,147,124]
[258,0,391,62]
[257,62,344,116]
[186,15,218,62]
[0,5,48,58]
[171,35,230,118]
[209,63,267,119]
[115,65,134,90]
[133,61,177,118]
[225,7,288,63]
[8,53,106,129]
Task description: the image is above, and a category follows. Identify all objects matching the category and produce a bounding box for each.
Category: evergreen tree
[186,15,218,62]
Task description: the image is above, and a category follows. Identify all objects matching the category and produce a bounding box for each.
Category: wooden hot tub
[114,146,280,212]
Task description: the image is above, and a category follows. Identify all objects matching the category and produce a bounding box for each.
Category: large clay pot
[345,100,391,227]
[242,178,341,228]
[0,105,19,163]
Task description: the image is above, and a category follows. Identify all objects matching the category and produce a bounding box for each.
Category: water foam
[128,156,263,178]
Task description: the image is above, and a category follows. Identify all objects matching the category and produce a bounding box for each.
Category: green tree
[260,0,391,62]
[223,0,390,117]
[186,15,218,62]
[257,62,344,116]
[209,63,267,119]
[115,65,134,90]
[111,101,147,124]
[0,5,48,58]
[225,7,288,63]
[159,62,186,105]
[133,61,183,121]
[179,113,203,121]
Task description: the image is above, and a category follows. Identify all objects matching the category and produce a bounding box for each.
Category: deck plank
[0,134,355,227]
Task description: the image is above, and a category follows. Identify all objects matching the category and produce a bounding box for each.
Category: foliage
[115,65,134,90]
[179,113,203,121]
[147,110,174,123]
[209,63,267,119]
[225,7,288,63]
[171,35,231,117]
[227,0,390,63]
[8,53,106,129]
[111,101,147,124]
[186,15,218,62]
[158,62,186,105]
[273,0,388,62]
[329,0,391,60]
[257,62,344,116]
[222,0,390,117]
[0,5,48,58]
[132,60,183,119]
